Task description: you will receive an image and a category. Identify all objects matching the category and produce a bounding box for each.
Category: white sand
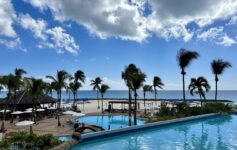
[60,100,163,114]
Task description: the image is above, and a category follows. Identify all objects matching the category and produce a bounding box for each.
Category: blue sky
[0,0,237,90]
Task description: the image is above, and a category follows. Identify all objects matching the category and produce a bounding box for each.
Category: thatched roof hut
[0,91,56,106]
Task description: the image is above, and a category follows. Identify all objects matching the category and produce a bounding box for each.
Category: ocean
[0,90,236,103]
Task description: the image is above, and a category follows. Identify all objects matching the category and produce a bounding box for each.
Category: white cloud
[24,0,149,42]
[19,14,47,40]
[0,38,26,51]
[45,27,79,54]
[18,13,79,54]
[227,15,237,25]
[24,0,237,44]
[197,27,236,46]
[0,0,17,37]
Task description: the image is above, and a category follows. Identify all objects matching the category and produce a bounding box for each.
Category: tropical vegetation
[90,77,103,109]
[211,59,231,102]
[0,131,61,150]
[188,76,211,108]
[99,84,110,113]
[177,49,199,102]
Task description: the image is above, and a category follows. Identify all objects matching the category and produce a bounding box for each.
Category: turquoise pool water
[75,115,145,130]
[58,135,72,142]
[71,115,237,150]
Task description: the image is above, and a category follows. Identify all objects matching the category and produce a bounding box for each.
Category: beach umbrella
[11,111,24,115]
[72,113,85,117]
[63,110,76,115]
[36,108,45,112]
[16,120,34,126]
[0,109,11,113]
[24,110,32,113]
[48,107,56,110]
[16,120,34,134]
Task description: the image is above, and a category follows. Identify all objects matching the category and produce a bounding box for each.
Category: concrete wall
[81,113,219,142]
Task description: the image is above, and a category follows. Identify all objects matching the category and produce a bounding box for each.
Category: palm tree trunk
[57,90,61,126]
[215,75,218,102]
[33,99,36,123]
[128,88,132,126]
[97,89,100,109]
[1,104,7,133]
[144,92,146,114]
[134,90,137,125]
[101,94,104,113]
[154,89,157,106]
[199,93,203,109]
[10,90,17,123]
[73,92,76,110]
[182,71,186,102]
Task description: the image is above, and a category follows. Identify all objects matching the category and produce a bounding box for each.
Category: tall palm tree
[90,77,102,109]
[68,81,82,110]
[1,74,16,132]
[188,77,210,108]
[99,84,110,113]
[73,70,85,108]
[27,78,45,123]
[211,59,231,102]
[122,64,139,126]
[177,48,199,102]
[10,68,27,123]
[153,76,164,106]
[143,84,153,114]
[128,70,146,125]
[46,70,70,126]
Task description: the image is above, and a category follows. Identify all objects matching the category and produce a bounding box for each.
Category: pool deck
[4,115,75,136]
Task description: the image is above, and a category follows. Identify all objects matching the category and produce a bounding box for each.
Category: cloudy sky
[0,0,237,90]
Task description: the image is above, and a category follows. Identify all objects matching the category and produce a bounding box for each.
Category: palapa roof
[0,91,56,105]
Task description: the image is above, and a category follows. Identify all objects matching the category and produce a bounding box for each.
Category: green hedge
[149,102,232,123]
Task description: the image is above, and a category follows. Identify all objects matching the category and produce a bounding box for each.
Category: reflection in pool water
[58,135,72,142]
[70,115,237,150]
[75,115,145,130]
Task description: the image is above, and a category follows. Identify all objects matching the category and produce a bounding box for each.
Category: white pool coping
[80,113,219,142]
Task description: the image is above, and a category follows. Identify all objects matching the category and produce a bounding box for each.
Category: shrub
[175,102,189,114]
[0,131,62,150]
[157,102,171,116]
[203,103,231,113]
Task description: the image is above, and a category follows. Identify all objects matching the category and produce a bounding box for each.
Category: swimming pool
[70,115,237,150]
[75,115,145,130]
[58,135,72,142]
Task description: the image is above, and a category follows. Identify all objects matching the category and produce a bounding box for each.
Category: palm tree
[122,64,139,126]
[153,76,164,106]
[1,74,16,132]
[10,68,27,123]
[211,59,231,102]
[73,70,85,109]
[188,77,210,108]
[68,81,82,110]
[143,84,153,114]
[128,70,146,125]
[27,78,45,123]
[177,48,199,102]
[90,77,102,109]
[44,82,53,97]
[99,84,110,113]
[46,70,70,126]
